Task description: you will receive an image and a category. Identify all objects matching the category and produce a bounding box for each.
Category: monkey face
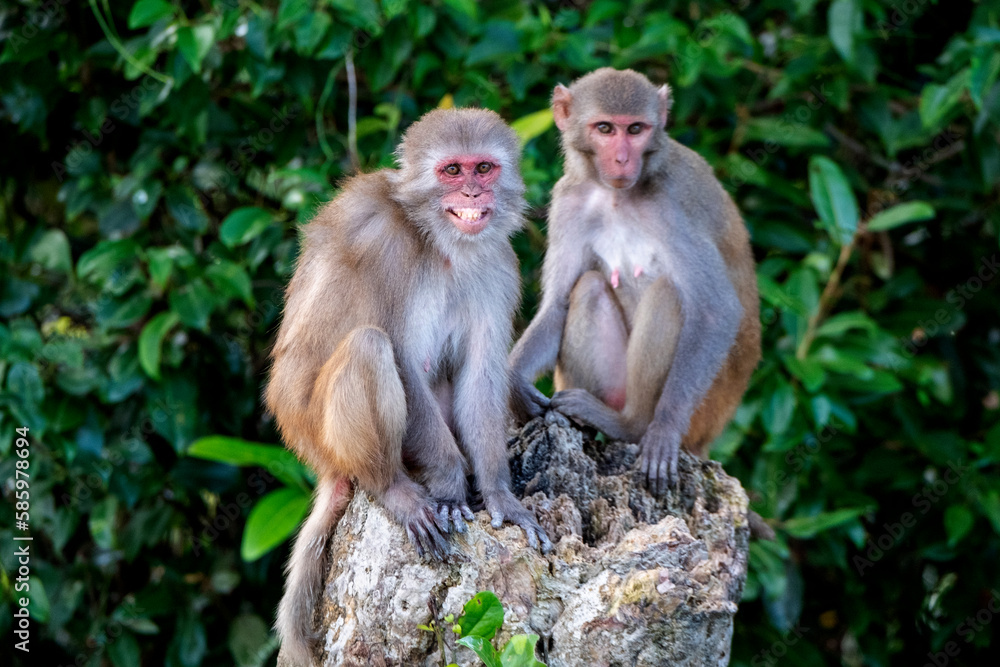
[435,155,502,234]
[584,115,656,189]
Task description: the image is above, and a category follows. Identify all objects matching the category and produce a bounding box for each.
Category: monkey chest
[589,220,671,317]
[405,281,480,378]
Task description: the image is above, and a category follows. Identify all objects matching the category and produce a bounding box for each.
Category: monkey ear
[552,84,573,132]
[657,84,673,128]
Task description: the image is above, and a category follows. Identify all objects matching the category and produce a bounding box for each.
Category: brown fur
[267,108,550,667]
[510,68,763,502]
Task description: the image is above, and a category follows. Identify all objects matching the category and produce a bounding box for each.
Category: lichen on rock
[277,416,750,667]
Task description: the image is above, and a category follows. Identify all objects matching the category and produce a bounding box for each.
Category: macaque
[266,108,551,666]
[510,68,762,498]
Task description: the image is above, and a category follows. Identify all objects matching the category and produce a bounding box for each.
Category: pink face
[436,155,502,235]
[586,114,655,189]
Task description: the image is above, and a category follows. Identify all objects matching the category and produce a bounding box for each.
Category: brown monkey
[266,108,551,666]
[509,68,762,498]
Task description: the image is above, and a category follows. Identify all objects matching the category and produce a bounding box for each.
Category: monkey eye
[475,162,493,174]
[596,122,613,135]
[627,123,644,135]
[444,164,461,176]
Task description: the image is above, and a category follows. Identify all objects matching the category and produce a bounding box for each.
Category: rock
[278,418,750,667]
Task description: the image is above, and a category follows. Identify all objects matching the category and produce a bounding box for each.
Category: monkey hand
[510,375,550,424]
[433,500,475,535]
[485,489,553,554]
[639,421,681,496]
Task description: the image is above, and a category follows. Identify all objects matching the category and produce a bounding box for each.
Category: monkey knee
[571,270,611,304]
[341,326,394,363]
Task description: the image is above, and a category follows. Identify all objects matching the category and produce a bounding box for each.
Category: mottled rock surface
[278,417,750,667]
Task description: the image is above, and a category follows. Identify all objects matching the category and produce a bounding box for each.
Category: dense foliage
[2,0,998,665]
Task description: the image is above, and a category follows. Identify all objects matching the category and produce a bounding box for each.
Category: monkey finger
[656,459,669,496]
[450,507,466,533]
[523,525,539,550]
[434,505,452,533]
[490,511,504,529]
[417,519,447,559]
[669,455,679,489]
[406,525,427,558]
[461,505,475,522]
[539,530,554,554]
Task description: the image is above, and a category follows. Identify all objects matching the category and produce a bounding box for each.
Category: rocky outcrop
[279,415,750,667]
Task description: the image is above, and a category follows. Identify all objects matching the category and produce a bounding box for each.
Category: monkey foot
[484,489,553,554]
[403,504,451,560]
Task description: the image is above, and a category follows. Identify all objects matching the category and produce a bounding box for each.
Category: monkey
[509,68,763,500]
[265,108,551,667]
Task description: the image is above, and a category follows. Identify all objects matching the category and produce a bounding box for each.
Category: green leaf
[828,0,859,65]
[761,380,796,435]
[944,505,974,547]
[242,488,310,561]
[168,278,215,330]
[919,69,970,130]
[206,260,255,307]
[499,634,546,667]
[866,201,935,232]
[457,636,502,667]
[108,631,141,667]
[27,576,50,623]
[187,436,311,489]
[27,229,72,273]
[744,118,831,148]
[128,0,176,29]
[457,591,505,640]
[77,239,139,283]
[782,507,866,539]
[814,311,877,338]
[138,311,180,380]
[177,24,216,73]
[442,0,478,20]
[220,207,273,247]
[808,156,858,246]
[229,613,278,667]
[510,109,554,146]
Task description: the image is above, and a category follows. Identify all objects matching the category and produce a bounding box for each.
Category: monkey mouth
[446,207,491,234]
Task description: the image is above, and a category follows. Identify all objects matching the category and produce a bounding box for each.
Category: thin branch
[316,67,338,168]
[345,48,360,173]
[87,0,172,84]
[796,238,856,360]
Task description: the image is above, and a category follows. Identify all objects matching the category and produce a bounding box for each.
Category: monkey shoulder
[307,172,421,271]
[663,138,742,238]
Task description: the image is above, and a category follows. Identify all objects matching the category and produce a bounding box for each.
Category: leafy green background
[2,0,999,665]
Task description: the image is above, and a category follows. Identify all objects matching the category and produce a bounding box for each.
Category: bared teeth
[450,208,487,222]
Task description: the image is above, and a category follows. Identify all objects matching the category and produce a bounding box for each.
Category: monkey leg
[311,326,450,557]
[555,271,629,405]
[552,275,682,444]
[404,379,476,533]
[551,270,633,438]
[619,276,683,437]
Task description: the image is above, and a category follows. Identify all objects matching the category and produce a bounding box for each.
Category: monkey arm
[458,326,553,553]
[642,247,742,493]
[508,236,587,420]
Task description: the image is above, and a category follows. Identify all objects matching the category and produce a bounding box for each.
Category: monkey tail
[275,475,353,667]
